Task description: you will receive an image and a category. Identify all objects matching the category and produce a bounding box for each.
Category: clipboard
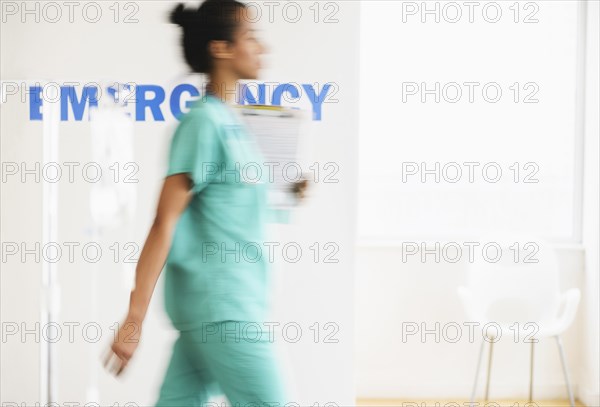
[231,104,309,210]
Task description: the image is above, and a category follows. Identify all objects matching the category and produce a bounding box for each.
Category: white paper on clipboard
[231,104,310,210]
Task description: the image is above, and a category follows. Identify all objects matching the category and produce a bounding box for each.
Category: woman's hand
[292,177,310,202]
[103,313,143,377]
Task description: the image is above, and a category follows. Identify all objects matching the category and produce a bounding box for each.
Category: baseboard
[578,389,600,407]
[357,376,582,401]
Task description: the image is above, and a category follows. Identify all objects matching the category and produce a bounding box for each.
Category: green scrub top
[163,94,288,331]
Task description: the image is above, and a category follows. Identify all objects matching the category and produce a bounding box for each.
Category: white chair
[457,233,581,407]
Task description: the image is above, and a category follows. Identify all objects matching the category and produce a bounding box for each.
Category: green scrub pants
[154,320,291,407]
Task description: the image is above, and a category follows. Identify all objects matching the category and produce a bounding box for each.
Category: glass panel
[358,0,578,241]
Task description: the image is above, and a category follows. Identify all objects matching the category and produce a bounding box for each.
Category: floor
[356,399,586,407]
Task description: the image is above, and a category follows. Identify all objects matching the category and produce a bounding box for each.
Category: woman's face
[228,8,265,80]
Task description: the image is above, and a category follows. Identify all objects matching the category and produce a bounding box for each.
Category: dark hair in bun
[169,3,188,26]
[169,0,247,74]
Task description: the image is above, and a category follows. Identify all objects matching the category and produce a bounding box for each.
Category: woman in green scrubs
[104,1,307,405]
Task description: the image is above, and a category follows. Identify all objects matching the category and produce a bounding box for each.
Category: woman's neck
[206,74,239,106]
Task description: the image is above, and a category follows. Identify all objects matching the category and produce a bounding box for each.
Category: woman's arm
[127,173,194,323]
[104,172,194,376]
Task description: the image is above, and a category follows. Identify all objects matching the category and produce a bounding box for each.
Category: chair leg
[484,336,494,401]
[469,338,486,407]
[555,335,576,407]
[529,340,535,402]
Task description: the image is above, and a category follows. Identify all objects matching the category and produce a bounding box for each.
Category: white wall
[354,1,599,404]
[355,244,587,399]
[0,2,359,405]
[580,1,600,406]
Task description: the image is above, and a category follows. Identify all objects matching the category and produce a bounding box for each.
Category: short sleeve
[166,109,221,194]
